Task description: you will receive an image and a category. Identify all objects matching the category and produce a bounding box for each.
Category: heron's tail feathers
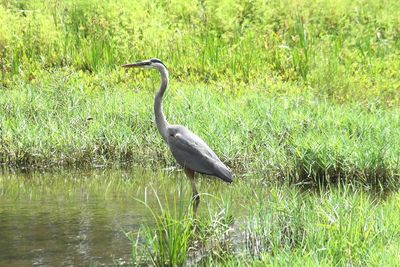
[214,162,233,183]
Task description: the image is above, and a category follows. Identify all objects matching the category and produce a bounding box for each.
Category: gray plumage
[122,58,233,212]
[167,125,232,183]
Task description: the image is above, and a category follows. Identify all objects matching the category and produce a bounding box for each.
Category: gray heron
[123,58,233,213]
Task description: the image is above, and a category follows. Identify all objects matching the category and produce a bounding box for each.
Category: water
[3,168,388,266]
[0,168,190,266]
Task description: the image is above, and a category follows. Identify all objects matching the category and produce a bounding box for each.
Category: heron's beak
[122,60,151,68]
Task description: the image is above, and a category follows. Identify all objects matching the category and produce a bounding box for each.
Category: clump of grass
[193,194,234,263]
[140,210,193,266]
[128,190,235,266]
[128,191,195,266]
[244,188,306,257]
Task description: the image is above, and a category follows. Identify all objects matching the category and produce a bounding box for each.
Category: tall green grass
[1,73,399,185]
[127,188,234,266]
[1,0,399,185]
[1,0,399,102]
[130,192,195,266]
[127,180,400,265]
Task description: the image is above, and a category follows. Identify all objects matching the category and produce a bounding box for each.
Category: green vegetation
[1,0,399,186]
[3,78,400,186]
[1,0,400,265]
[126,176,400,266]
[1,0,399,103]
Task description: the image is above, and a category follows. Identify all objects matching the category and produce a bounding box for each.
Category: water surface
[0,168,190,266]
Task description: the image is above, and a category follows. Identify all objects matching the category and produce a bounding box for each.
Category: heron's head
[122,58,167,70]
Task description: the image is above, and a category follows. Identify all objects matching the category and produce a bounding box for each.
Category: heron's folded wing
[169,132,220,174]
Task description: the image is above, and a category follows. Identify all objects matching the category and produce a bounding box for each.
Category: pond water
[0,168,195,266]
[1,167,392,266]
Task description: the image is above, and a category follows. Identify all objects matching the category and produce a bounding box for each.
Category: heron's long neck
[154,66,169,142]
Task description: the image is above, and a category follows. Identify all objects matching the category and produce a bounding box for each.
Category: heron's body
[123,58,233,212]
[166,125,232,183]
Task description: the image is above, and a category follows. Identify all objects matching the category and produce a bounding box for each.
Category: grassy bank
[1,0,400,185]
[2,72,400,185]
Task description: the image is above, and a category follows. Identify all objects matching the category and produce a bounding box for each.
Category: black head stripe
[150,58,165,66]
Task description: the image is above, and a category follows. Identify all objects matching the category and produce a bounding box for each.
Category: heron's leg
[184,167,200,213]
